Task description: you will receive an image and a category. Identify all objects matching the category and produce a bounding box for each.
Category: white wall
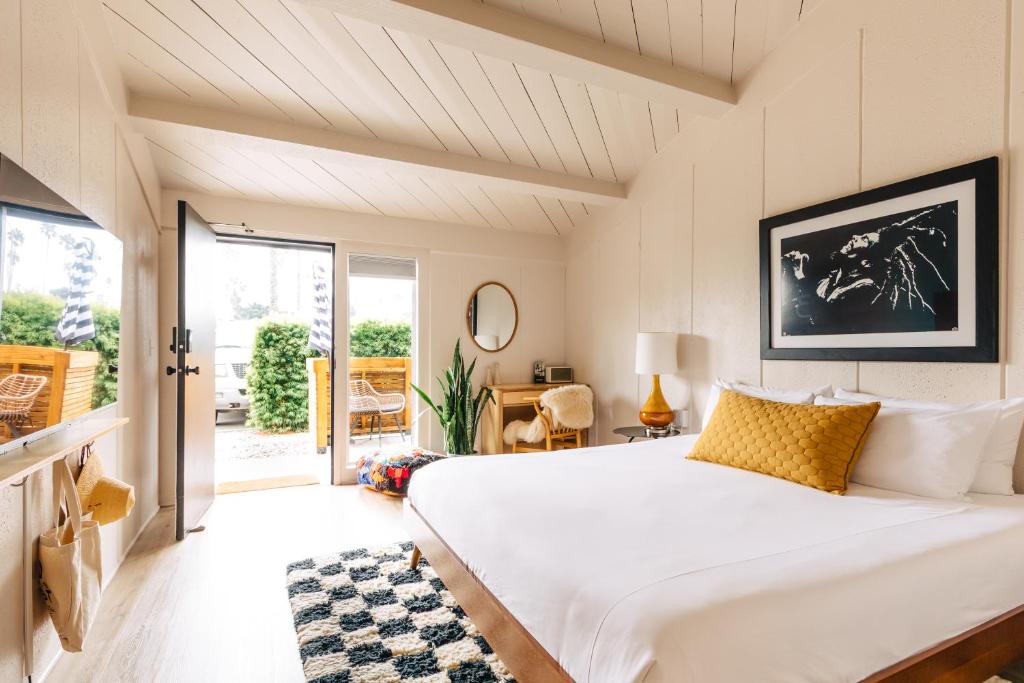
[0,0,161,679]
[567,0,1018,444]
[156,191,565,492]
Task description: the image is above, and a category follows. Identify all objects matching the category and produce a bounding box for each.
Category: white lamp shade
[635,332,678,375]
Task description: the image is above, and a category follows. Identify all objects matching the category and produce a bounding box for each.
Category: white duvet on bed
[407,435,1024,683]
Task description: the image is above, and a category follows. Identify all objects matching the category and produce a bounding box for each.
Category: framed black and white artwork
[759,157,998,362]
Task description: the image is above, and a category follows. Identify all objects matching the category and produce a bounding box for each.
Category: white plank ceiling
[104,0,815,233]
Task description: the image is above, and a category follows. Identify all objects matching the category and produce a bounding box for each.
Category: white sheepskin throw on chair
[503,384,594,445]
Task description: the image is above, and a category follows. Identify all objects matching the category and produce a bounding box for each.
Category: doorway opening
[347,254,417,466]
[212,236,334,494]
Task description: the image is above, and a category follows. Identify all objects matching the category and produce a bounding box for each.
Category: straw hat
[75,452,105,510]
[87,476,135,526]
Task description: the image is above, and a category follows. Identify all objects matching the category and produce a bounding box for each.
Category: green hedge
[0,291,119,408]
[246,321,314,433]
[349,320,412,357]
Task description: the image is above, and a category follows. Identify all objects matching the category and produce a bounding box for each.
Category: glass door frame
[336,242,429,484]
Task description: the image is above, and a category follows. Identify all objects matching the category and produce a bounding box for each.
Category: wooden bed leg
[410,545,421,569]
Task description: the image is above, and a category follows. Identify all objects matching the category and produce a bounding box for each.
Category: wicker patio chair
[349,379,406,445]
[0,373,47,437]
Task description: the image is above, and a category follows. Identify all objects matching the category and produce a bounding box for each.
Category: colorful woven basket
[355,447,445,496]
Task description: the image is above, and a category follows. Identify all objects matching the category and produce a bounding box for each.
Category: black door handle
[169,326,177,352]
[184,365,200,376]
[166,366,177,376]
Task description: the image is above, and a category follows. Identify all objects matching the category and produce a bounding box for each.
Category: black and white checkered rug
[286,542,515,683]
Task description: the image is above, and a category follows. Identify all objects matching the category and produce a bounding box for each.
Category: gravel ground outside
[214,411,407,485]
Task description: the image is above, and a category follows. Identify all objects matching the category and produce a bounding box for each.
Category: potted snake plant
[412,339,494,455]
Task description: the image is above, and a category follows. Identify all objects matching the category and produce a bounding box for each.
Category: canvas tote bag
[39,459,102,652]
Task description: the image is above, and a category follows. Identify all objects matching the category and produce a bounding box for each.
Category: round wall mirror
[467,282,518,352]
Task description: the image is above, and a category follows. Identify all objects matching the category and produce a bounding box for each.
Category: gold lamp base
[639,374,674,428]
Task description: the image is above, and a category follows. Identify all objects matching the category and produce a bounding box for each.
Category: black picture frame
[759,156,999,362]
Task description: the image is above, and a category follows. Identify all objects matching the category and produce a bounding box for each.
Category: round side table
[613,425,681,443]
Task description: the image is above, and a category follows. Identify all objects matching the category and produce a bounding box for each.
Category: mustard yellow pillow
[687,390,880,494]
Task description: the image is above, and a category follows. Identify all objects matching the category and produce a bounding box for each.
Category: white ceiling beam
[297,0,736,116]
[128,96,626,205]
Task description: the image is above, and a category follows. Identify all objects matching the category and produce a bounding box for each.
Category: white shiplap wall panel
[552,0,605,41]
[482,0,524,13]
[764,0,803,58]
[333,167,417,217]
[633,0,674,62]
[233,148,335,206]
[383,171,444,222]
[274,156,363,212]
[518,0,564,26]
[731,0,772,85]
[650,102,680,155]
[139,127,270,200]
[145,0,323,124]
[268,1,419,142]
[421,177,482,226]
[536,195,574,234]
[475,55,566,173]
[430,43,539,167]
[593,0,639,54]
[197,144,293,202]
[194,0,358,129]
[667,0,703,72]
[512,192,559,234]
[283,157,393,213]
[147,139,244,197]
[562,201,591,227]
[233,0,375,129]
[119,53,193,102]
[0,0,21,162]
[588,86,639,181]
[516,66,592,178]
[620,94,657,162]
[270,3,440,144]
[340,17,480,156]
[79,36,117,232]
[389,173,463,224]
[458,185,513,229]
[22,0,80,207]
[701,0,737,83]
[386,32,514,163]
[105,12,236,109]
[104,0,281,120]
[485,188,543,232]
[551,76,617,181]
[340,166,435,218]
[435,181,492,228]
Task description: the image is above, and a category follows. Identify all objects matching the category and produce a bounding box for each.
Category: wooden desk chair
[511,399,585,453]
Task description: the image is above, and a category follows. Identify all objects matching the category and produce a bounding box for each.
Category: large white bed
[407,434,1024,682]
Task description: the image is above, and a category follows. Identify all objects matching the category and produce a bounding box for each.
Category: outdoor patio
[214,412,410,487]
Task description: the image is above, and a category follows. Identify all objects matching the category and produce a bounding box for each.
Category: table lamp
[635,332,678,428]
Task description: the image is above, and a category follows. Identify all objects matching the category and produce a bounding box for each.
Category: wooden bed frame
[405,500,1024,683]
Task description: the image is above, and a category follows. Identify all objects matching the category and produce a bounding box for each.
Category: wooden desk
[480,383,589,454]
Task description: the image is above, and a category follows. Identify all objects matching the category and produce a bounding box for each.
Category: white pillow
[701,379,830,431]
[834,389,1024,496]
[816,396,998,500]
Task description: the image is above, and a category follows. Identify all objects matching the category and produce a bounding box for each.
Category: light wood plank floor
[49,484,404,683]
